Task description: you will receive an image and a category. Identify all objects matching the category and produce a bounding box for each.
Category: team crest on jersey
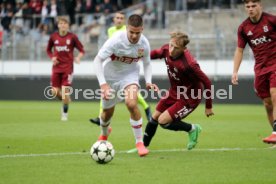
[137,48,144,57]
[54,40,59,44]
[263,25,269,32]
[247,30,253,36]
[66,39,71,45]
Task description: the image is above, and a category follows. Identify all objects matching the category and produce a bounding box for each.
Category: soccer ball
[90,140,115,164]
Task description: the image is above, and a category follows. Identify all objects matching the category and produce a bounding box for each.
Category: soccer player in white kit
[93,14,158,157]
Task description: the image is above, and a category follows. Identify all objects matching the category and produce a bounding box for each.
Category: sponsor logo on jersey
[263,25,269,32]
[247,30,253,36]
[55,46,70,52]
[66,39,71,45]
[251,36,271,46]
[138,48,144,57]
[167,65,180,81]
[111,55,141,64]
[54,40,59,44]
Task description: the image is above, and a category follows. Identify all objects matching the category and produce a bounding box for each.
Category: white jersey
[97,31,151,83]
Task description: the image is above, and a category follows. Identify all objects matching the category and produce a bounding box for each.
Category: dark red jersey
[237,12,276,76]
[46,32,85,73]
[151,44,212,109]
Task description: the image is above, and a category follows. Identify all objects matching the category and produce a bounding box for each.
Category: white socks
[100,118,110,136]
[130,118,143,143]
[189,124,196,132]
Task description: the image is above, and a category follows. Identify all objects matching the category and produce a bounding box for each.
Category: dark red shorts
[51,72,73,88]
[254,72,276,99]
[156,94,201,121]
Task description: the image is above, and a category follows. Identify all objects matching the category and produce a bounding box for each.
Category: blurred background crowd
[0,0,274,62]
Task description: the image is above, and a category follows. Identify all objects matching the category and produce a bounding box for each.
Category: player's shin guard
[143,118,158,147]
[160,120,192,132]
[100,118,110,137]
[130,118,143,143]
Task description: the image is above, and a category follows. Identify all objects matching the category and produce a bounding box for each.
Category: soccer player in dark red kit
[143,31,214,150]
[231,0,276,144]
[46,16,85,121]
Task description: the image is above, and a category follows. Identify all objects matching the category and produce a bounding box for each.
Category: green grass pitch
[0,101,276,184]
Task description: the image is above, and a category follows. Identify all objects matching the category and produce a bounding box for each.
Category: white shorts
[102,80,140,109]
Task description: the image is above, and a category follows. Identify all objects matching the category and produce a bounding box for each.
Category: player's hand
[52,57,59,66]
[231,72,239,85]
[205,108,214,117]
[100,83,112,100]
[146,83,159,92]
[74,57,81,64]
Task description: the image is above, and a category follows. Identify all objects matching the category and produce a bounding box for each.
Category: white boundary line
[0,147,274,159]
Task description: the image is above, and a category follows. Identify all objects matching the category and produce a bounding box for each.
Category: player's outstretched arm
[232,47,244,85]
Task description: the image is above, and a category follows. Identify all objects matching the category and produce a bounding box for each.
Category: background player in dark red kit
[46,16,85,121]
[231,0,276,143]
[143,31,214,150]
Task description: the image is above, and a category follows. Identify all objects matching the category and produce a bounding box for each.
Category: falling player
[140,31,214,151]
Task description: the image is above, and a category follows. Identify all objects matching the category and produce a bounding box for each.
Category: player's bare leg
[125,84,148,156]
[60,86,71,121]
[98,107,114,141]
[262,97,273,126]
[51,87,69,121]
[51,87,62,100]
[263,88,276,144]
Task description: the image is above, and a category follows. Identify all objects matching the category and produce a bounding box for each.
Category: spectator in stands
[48,0,60,32]
[41,0,50,25]
[28,0,42,28]
[75,0,85,26]
[13,1,24,33]
[102,0,114,26]
[63,0,76,25]
[84,0,97,24]
[143,2,157,28]
[22,2,32,32]
[0,2,14,32]
[82,4,105,43]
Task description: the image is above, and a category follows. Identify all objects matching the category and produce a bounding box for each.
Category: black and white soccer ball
[90,140,115,164]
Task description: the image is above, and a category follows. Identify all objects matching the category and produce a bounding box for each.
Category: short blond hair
[170,31,190,48]
[57,16,70,24]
